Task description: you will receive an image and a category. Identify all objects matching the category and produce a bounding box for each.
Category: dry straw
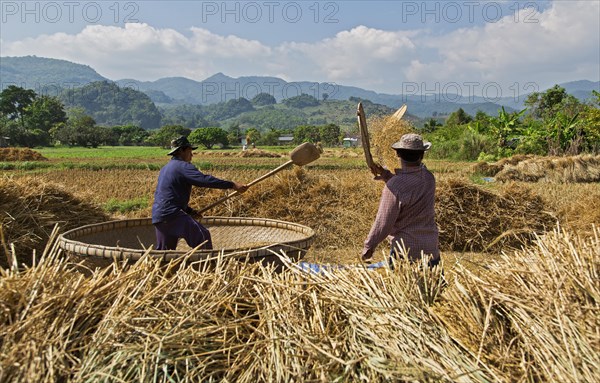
[437,224,600,382]
[474,154,600,183]
[1,224,597,382]
[436,178,556,253]
[0,176,109,268]
[367,115,413,171]
[0,148,48,162]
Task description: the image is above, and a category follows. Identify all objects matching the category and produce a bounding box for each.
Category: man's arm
[362,185,401,260]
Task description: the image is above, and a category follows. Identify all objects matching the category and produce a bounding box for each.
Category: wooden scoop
[198,142,321,214]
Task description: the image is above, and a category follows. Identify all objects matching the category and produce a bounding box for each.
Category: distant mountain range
[1,56,598,119]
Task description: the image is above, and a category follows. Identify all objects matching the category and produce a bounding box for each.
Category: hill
[58,81,162,129]
[2,56,598,121]
[159,96,401,133]
[0,56,107,89]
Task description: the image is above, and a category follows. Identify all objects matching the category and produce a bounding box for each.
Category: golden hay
[196,168,555,261]
[436,178,555,252]
[0,176,109,268]
[368,115,413,170]
[0,148,48,162]
[472,154,535,177]
[495,154,600,183]
[542,185,600,235]
[238,149,283,158]
[437,225,600,382]
[1,225,597,382]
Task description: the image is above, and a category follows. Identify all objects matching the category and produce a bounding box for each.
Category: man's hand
[369,163,393,182]
[188,208,203,220]
[361,248,375,263]
[232,182,249,193]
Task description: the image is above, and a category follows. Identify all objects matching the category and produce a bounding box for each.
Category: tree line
[421,85,600,160]
[0,85,344,149]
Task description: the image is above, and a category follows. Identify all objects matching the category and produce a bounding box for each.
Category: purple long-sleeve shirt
[152,157,233,224]
[363,164,439,261]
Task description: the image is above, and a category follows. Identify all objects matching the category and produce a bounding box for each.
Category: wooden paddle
[393,104,407,120]
[198,142,321,214]
[357,102,375,169]
[358,103,408,177]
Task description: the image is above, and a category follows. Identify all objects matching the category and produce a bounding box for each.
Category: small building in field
[278,135,294,146]
[342,137,359,148]
[0,137,9,148]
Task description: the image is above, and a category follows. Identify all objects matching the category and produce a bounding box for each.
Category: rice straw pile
[367,115,413,170]
[1,224,597,382]
[472,155,534,177]
[0,176,108,268]
[437,224,600,382]
[0,236,479,382]
[238,149,283,158]
[0,148,48,162]
[495,155,600,183]
[199,169,558,259]
[436,179,555,252]
[197,167,378,256]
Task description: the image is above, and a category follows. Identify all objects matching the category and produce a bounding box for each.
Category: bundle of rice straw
[368,115,413,171]
[436,178,555,252]
[472,154,534,177]
[495,154,600,183]
[0,176,108,268]
[238,149,283,158]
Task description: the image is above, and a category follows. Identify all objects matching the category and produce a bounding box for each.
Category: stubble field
[1,145,599,382]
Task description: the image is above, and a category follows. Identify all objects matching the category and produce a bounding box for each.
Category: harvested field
[2,146,599,382]
[0,161,581,265]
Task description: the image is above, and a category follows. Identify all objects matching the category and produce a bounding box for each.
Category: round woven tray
[58,216,315,268]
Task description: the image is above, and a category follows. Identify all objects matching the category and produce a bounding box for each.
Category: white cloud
[276,26,417,85]
[1,23,272,81]
[1,1,598,95]
[407,1,600,95]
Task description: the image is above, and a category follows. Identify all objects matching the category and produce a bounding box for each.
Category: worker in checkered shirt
[362,133,440,268]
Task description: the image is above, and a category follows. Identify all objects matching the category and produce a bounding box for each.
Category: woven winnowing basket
[58,217,315,268]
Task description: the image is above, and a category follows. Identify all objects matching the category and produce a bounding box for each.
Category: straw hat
[168,136,198,155]
[391,133,431,151]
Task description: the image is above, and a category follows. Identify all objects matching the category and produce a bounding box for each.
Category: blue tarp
[298,261,387,274]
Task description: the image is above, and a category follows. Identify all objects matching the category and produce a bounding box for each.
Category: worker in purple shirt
[152,136,248,250]
[362,133,440,268]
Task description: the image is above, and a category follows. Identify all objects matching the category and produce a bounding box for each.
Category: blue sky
[1,1,598,97]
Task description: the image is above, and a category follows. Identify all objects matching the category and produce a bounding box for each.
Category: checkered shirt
[363,164,439,261]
